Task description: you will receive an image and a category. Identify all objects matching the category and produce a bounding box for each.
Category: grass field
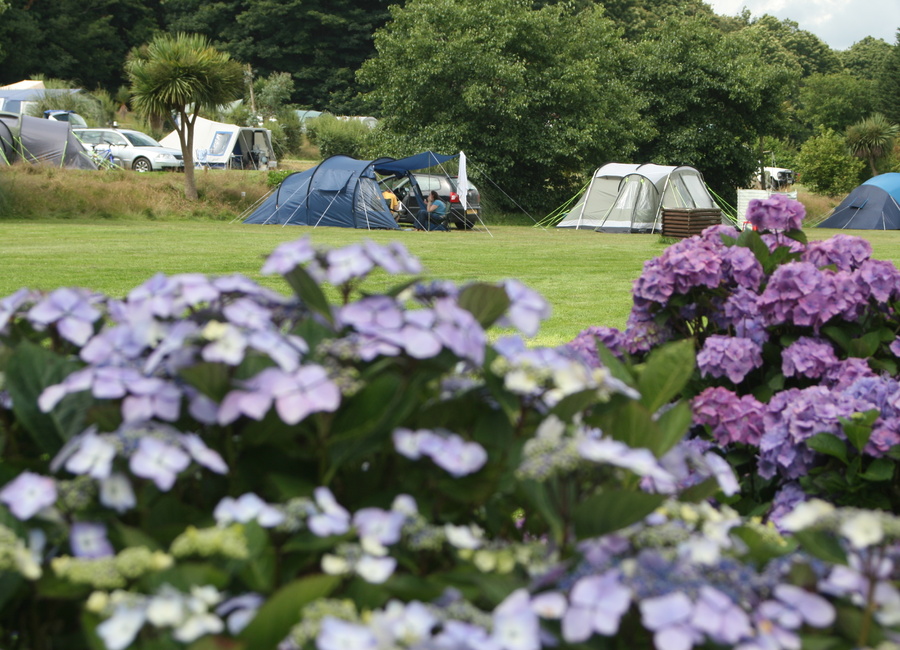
[2,166,899,347]
[4,219,900,348]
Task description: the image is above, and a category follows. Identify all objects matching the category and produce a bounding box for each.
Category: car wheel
[455,216,475,230]
[132,157,152,173]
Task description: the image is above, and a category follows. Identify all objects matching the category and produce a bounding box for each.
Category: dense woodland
[0,0,898,210]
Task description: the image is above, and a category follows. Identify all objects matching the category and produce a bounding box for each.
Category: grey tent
[817,173,900,230]
[556,163,720,232]
[0,112,97,169]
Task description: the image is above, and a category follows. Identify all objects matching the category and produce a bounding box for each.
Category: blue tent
[243,151,456,229]
[817,173,900,230]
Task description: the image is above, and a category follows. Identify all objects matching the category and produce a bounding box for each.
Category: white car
[73,128,184,172]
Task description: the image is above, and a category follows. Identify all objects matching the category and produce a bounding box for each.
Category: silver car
[73,128,184,172]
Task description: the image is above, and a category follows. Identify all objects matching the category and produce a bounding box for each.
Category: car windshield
[122,131,162,147]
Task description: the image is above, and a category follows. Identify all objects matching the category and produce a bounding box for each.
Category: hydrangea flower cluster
[572,194,900,520]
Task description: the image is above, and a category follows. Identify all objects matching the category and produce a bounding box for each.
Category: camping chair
[195,149,210,169]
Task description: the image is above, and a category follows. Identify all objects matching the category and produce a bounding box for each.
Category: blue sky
[704,0,899,50]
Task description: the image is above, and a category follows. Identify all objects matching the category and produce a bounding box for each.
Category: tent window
[682,174,716,208]
[316,169,354,191]
[209,131,232,156]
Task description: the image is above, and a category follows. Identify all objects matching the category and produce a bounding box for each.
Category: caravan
[160,116,276,170]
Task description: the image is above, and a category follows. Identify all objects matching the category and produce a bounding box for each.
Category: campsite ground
[0,164,883,347]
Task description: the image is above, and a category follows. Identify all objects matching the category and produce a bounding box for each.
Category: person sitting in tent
[416,190,449,231]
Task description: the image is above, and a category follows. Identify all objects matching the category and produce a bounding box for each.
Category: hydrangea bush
[570,194,900,523]
[0,226,897,649]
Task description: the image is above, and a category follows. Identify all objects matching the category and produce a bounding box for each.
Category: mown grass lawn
[4,219,900,347]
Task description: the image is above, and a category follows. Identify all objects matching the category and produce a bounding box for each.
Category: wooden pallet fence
[661,208,723,238]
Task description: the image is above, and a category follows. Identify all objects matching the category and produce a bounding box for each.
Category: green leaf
[6,340,90,453]
[793,529,848,566]
[518,480,565,546]
[238,574,340,650]
[179,362,233,402]
[841,410,879,453]
[651,401,692,457]
[595,343,637,389]
[283,266,334,326]
[860,457,895,482]
[731,525,795,565]
[848,331,883,358]
[637,339,695,413]
[822,325,852,353]
[807,433,849,465]
[457,283,511,328]
[573,491,665,539]
[598,400,656,451]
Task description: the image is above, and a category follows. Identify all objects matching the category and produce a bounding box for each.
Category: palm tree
[125,33,244,200]
[846,113,899,177]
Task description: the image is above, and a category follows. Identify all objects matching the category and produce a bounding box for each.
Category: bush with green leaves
[304,114,371,159]
[0,230,898,649]
[794,127,866,195]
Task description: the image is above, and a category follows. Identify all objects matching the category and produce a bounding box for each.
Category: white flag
[456,151,469,211]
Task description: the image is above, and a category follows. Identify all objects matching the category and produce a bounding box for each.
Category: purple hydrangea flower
[720,287,768,345]
[865,418,900,457]
[27,287,102,346]
[317,617,378,650]
[696,335,762,384]
[640,591,701,650]
[689,586,752,645]
[802,234,872,271]
[324,244,375,286]
[562,570,632,642]
[392,428,487,477]
[721,245,763,291]
[496,279,552,338]
[857,258,900,302]
[219,365,341,426]
[781,337,839,379]
[0,472,57,519]
[214,493,284,528]
[260,238,318,276]
[0,288,37,333]
[70,522,115,558]
[129,437,191,491]
[308,487,351,537]
[564,326,627,367]
[745,194,805,232]
[361,240,423,275]
[352,507,407,547]
[767,482,807,532]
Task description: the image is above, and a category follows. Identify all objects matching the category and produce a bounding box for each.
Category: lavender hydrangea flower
[27,287,102,346]
[0,288,37,333]
[639,591,701,650]
[317,616,378,650]
[324,244,375,285]
[99,473,136,513]
[70,522,115,558]
[689,586,751,645]
[857,258,900,302]
[490,589,541,650]
[308,487,351,537]
[129,437,191,491]
[214,493,284,528]
[781,337,839,379]
[260,238,318,276]
[0,472,57,520]
[562,570,631,642]
[802,234,872,271]
[745,193,805,232]
[392,428,487,477]
[564,326,627,367]
[496,279,552,338]
[696,335,762,384]
[692,387,765,446]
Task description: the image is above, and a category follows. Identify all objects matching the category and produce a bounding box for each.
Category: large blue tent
[817,173,900,230]
[243,151,456,229]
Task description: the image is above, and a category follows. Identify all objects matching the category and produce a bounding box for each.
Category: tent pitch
[817,174,900,230]
[556,163,718,233]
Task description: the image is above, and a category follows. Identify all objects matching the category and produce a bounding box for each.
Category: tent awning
[373,151,457,176]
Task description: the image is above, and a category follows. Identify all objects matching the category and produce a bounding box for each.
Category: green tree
[795,127,865,195]
[358,0,647,211]
[125,33,244,201]
[0,0,160,92]
[840,36,892,81]
[746,14,840,78]
[846,113,899,176]
[876,30,900,124]
[629,14,797,204]
[254,71,295,121]
[798,73,878,133]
